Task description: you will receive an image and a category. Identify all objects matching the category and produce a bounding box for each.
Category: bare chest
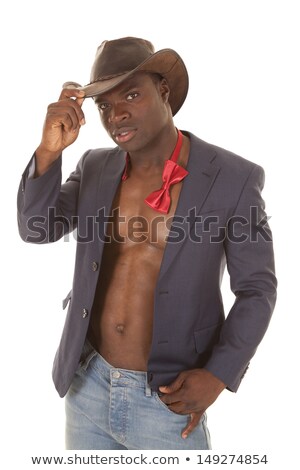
[106,174,183,249]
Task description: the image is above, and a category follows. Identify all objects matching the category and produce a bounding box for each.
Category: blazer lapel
[95,146,126,238]
[158,132,220,281]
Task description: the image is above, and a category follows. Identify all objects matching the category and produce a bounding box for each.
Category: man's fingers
[76,96,85,110]
[47,91,86,130]
[181,412,203,439]
[166,401,190,414]
[47,106,81,132]
[159,371,186,394]
[59,90,86,123]
[58,87,85,102]
[159,390,183,406]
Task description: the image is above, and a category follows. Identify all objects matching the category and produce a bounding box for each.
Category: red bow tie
[122,130,188,214]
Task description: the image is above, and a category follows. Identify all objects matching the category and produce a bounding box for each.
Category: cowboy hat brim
[63,49,188,116]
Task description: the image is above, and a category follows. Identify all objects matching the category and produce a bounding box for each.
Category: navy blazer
[17,131,277,397]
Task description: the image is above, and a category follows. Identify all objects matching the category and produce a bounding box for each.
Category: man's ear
[159,78,170,104]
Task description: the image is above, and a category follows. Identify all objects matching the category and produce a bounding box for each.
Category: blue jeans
[65,340,211,450]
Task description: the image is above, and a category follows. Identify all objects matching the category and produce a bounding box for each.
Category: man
[17,37,277,450]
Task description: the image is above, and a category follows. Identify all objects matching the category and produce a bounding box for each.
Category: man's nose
[108,103,129,123]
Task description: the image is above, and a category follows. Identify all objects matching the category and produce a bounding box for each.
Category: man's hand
[35,88,86,176]
[159,369,226,439]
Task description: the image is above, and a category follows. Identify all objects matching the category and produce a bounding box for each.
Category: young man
[17,37,277,450]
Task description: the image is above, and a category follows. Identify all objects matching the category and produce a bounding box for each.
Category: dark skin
[35,71,226,439]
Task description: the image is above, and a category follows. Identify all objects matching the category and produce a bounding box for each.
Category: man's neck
[128,125,178,172]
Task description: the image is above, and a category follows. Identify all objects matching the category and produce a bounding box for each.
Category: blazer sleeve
[204,164,277,391]
[17,151,89,243]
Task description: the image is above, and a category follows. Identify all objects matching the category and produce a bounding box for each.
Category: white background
[1,0,299,468]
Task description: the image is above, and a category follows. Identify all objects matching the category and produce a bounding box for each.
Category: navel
[116,324,125,334]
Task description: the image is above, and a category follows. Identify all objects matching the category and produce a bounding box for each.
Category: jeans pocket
[153,392,181,416]
[78,340,97,372]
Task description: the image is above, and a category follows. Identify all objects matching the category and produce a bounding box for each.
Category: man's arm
[17,88,86,243]
[205,164,277,389]
[35,88,85,176]
[159,164,277,438]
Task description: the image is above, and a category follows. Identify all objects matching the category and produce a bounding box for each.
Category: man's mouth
[113,128,136,144]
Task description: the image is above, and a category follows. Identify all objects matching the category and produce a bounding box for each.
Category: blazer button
[82,308,89,318]
[92,261,99,272]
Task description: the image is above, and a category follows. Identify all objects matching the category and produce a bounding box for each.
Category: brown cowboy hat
[63,36,189,116]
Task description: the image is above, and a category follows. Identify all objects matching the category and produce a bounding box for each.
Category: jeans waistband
[81,338,152,396]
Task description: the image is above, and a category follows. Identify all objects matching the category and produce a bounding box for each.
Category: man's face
[94,72,171,153]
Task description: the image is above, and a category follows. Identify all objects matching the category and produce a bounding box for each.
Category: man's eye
[98,103,109,110]
[127,93,138,101]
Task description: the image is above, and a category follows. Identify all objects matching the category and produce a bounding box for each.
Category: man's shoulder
[77,145,124,173]
[186,131,262,174]
[83,146,122,163]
